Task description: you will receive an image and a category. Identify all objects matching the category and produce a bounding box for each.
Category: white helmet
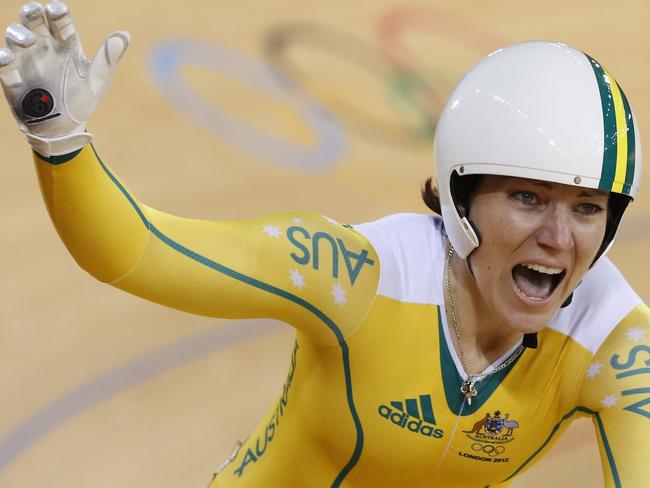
[434,41,642,259]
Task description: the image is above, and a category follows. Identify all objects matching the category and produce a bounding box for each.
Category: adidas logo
[378,394,444,439]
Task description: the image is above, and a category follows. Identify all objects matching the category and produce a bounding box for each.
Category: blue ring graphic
[149,39,347,172]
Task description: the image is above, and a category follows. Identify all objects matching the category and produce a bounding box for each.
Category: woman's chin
[495,279,568,333]
[498,299,559,334]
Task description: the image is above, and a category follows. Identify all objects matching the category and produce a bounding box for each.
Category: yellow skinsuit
[34,145,650,487]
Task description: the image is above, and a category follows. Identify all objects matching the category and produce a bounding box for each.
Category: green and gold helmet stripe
[619,88,636,194]
[587,54,636,195]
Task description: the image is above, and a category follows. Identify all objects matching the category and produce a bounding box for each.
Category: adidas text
[378,405,444,439]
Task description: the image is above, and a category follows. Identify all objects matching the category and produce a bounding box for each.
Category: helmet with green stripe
[434,40,641,261]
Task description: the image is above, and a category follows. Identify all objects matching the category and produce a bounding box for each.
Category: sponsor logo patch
[378,394,444,439]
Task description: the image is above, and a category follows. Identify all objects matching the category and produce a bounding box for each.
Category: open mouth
[512,263,566,302]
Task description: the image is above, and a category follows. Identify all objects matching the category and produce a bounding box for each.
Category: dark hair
[421,177,442,215]
[421,173,483,217]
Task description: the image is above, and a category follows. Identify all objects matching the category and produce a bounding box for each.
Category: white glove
[0,1,129,157]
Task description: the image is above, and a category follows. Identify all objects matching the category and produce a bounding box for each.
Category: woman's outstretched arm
[34,144,380,343]
[1,1,379,344]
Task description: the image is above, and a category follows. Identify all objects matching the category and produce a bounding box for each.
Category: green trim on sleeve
[594,412,622,488]
[34,148,83,165]
[502,406,621,487]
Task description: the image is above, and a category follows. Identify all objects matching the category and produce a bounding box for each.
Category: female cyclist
[1,2,647,486]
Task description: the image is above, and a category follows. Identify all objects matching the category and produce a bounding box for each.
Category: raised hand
[0,1,129,156]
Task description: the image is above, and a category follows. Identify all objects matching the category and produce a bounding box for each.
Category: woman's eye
[577,203,603,215]
[513,191,538,205]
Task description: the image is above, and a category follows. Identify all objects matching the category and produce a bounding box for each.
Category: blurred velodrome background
[1,1,649,486]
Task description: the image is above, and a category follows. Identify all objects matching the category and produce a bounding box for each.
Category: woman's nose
[535,205,575,251]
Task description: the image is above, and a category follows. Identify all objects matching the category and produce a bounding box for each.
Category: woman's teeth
[521,263,564,275]
[512,263,567,302]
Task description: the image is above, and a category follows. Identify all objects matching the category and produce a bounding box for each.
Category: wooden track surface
[1,1,648,486]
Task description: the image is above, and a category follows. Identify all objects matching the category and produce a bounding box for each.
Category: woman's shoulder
[352,213,446,305]
[353,212,445,236]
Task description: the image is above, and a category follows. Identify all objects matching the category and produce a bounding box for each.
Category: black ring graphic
[22,88,54,118]
[471,442,506,457]
[263,22,436,150]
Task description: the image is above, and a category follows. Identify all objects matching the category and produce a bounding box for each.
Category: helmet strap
[466,255,475,278]
[560,292,574,308]
[464,218,482,278]
[523,333,538,349]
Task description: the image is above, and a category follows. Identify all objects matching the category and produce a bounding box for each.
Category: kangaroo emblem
[462,413,489,434]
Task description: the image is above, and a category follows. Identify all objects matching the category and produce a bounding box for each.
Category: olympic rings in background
[471,443,506,456]
[263,22,433,150]
[149,39,347,172]
[377,7,508,73]
[376,6,509,133]
[148,8,506,167]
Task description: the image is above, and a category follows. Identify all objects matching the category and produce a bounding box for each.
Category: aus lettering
[287,225,375,286]
[610,344,650,420]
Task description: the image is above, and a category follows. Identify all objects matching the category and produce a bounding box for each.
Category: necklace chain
[445,246,524,404]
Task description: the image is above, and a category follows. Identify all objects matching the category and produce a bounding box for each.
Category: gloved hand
[0,1,129,157]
